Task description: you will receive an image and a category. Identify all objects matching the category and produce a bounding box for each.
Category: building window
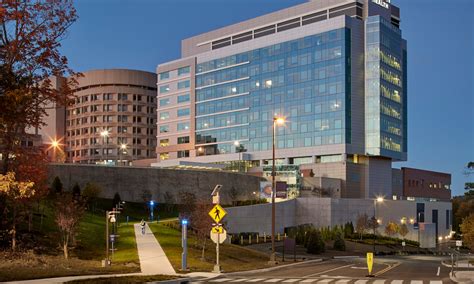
[177,136,190,144]
[160,139,169,147]
[103,93,113,100]
[159,98,170,107]
[160,112,170,120]
[178,66,190,76]
[177,80,190,89]
[159,85,170,94]
[177,108,190,117]
[160,152,169,160]
[159,72,170,80]
[118,93,128,100]
[118,104,128,112]
[177,122,189,131]
[178,150,190,158]
[177,93,190,103]
[159,125,169,133]
[118,115,128,122]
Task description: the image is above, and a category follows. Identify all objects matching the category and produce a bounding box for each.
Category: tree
[465,162,474,196]
[368,216,379,234]
[51,176,63,194]
[228,186,238,206]
[356,213,369,239]
[82,182,101,212]
[344,222,354,238]
[163,191,174,213]
[178,191,196,220]
[54,193,85,259]
[460,213,474,251]
[385,221,400,237]
[191,202,212,260]
[72,183,80,198]
[0,0,79,174]
[112,192,121,208]
[0,172,35,250]
[333,233,346,251]
[306,230,325,254]
[399,223,409,239]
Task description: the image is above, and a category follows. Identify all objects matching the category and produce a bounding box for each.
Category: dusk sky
[60,0,474,196]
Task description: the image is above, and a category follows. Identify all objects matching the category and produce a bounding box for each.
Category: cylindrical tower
[65,69,157,165]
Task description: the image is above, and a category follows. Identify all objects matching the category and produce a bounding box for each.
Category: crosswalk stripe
[299,279,317,283]
[247,279,266,283]
[265,279,284,283]
[372,281,386,284]
[354,281,368,284]
[430,281,443,284]
[391,281,403,284]
[282,279,301,283]
[230,279,249,282]
[316,280,333,283]
[211,279,233,282]
[335,280,350,283]
[410,281,423,284]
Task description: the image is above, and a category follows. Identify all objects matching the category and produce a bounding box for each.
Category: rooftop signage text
[372,0,390,9]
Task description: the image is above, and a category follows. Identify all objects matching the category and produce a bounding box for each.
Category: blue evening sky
[60,0,474,196]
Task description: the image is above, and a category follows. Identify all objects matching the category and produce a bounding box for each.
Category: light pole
[149,200,155,221]
[100,129,110,165]
[270,116,285,264]
[373,197,384,254]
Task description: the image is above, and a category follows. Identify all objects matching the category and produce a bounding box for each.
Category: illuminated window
[160,152,169,160]
[160,139,169,147]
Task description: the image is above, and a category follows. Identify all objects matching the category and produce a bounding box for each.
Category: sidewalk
[450,271,474,283]
[134,222,176,275]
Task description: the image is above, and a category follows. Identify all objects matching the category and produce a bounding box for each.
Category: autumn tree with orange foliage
[0,0,79,174]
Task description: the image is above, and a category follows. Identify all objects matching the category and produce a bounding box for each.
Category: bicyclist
[140,219,146,235]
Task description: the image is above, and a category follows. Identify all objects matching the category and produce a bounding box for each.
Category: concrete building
[392,167,452,201]
[65,69,157,165]
[153,0,407,199]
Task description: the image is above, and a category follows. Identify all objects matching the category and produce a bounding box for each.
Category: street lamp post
[373,197,384,253]
[270,116,285,264]
[149,200,155,221]
[119,144,127,166]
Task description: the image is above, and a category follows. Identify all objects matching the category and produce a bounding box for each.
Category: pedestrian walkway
[134,222,176,275]
[194,277,451,283]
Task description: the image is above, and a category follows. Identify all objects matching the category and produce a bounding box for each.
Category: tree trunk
[201,238,207,260]
[11,204,16,251]
[63,234,69,259]
[28,209,32,232]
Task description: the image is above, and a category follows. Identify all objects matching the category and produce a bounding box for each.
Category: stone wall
[48,164,264,204]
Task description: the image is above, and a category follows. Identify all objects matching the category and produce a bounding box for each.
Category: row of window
[407,179,450,190]
[67,137,156,147]
[159,136,190,147]
[159,122,190,133]
[67,115,155,126]
[68,148,151,158]
[67,126,155,137]
[68,105,155,116]
[159,108,190,121]
[74,93,154,104]
[159,79,190,94]
[159,66,190,80]
[159,93,190,107]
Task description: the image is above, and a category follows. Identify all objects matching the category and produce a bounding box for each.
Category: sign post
[210,185,225,273]
[366,252,374,277]
[181,219,188,271]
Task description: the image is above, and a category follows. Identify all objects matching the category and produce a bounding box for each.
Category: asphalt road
[195,255,463,283]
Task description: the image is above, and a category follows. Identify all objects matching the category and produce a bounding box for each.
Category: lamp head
[274,117,285,125]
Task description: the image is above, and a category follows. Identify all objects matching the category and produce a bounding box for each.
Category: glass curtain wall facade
[195,28,351,157]
[365,15,407,160]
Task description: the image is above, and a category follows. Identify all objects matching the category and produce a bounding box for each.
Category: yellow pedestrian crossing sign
[209,204,226,223]
[211,225,223,234]
[367,252,374,275]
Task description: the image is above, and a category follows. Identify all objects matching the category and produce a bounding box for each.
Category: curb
[333,256,360,259]
[225,258,323,276]
[153,278,192,284]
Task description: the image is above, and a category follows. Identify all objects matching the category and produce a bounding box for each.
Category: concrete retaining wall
[48,164,264,204]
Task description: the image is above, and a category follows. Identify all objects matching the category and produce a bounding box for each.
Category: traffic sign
[210,228,227,244]
[366,252,374,276]
[211,225,223,234]
[209,204,227,223]
[456,240,462,247]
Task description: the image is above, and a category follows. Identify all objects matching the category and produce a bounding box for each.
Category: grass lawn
[0,199,143,282]
[149,222,271,273]
[66,274,179,283]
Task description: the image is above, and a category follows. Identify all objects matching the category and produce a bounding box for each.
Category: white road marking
[436,266,440,276]
[247,279,266,283]
[335,280,350,283]
[390,280,403,284]
[410,281,423,284]
[304,264,354,277]
[372,280,386,284]
[299,279,317,283]
[430,281,443,284]
[230,279,249,282]
[316,280,333,283]
[282,279,301,283]
[264,279,284,283]
[354,280,368,284]
[211,279,233,282]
